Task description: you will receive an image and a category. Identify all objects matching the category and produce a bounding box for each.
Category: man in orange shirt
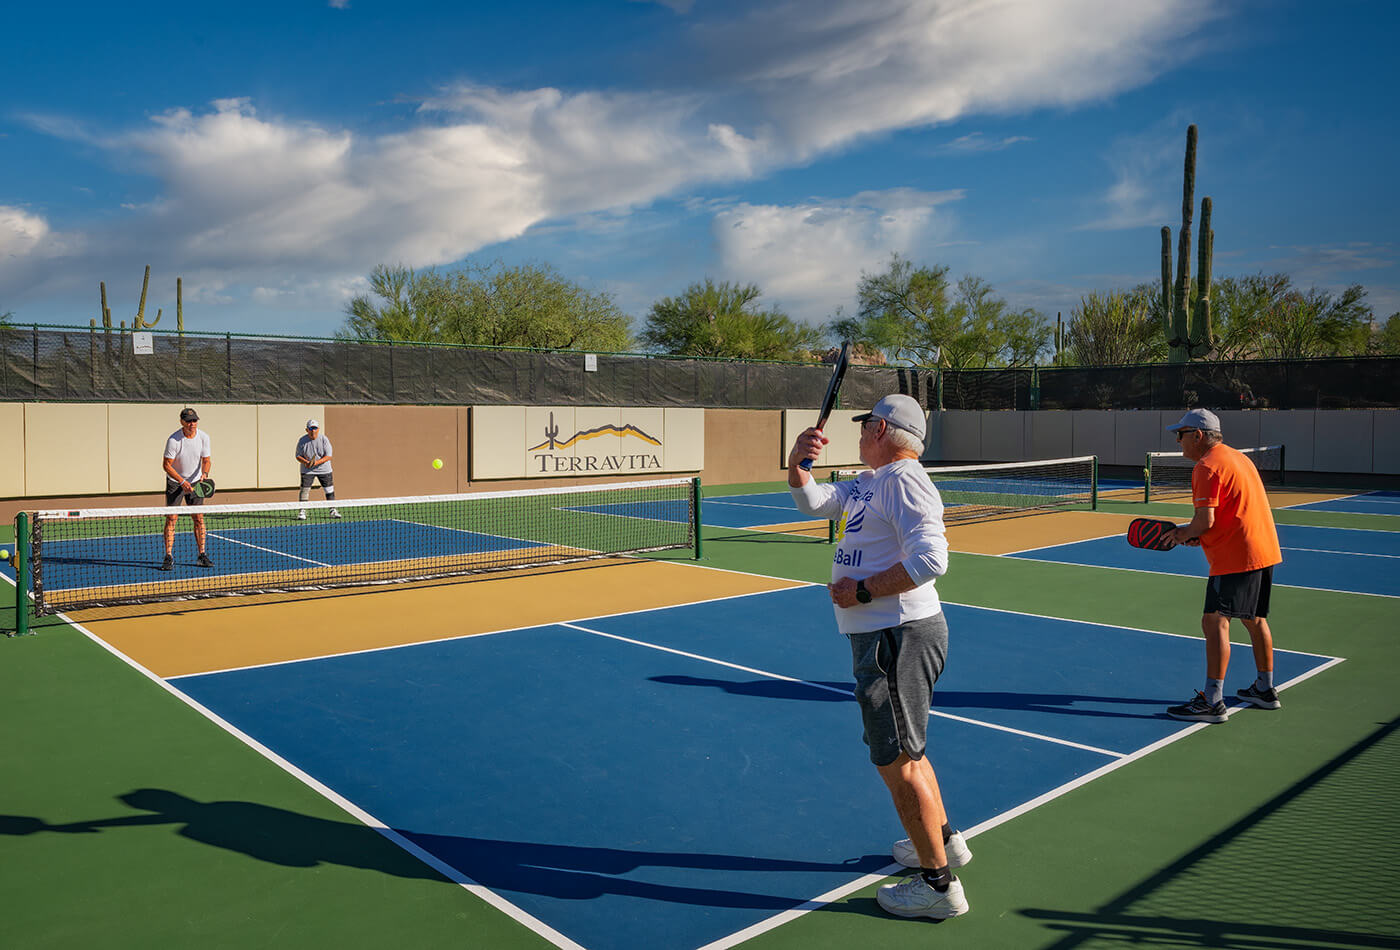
[1164,409,1284,723]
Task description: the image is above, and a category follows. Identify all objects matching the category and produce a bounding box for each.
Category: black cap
[179,408,199,422]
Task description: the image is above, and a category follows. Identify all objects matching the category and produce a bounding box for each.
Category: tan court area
[946,510,1141,555]
[75,559,806,678]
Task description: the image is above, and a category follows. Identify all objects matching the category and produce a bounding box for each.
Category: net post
[1091,456,1098,511]
[15,512,30,637]
[827,470,837,543]
[1143,451,1151,503]
[691,477,702,560]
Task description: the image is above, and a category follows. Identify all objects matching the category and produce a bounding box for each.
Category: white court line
[207,532,332,567]
[51,609,588,950]
[559,622,1126,759]
[696,655,1346,950]
[980,550,1400,600]
[1282,545,1400,559]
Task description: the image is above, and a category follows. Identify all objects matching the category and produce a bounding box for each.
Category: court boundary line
[52,609,589,950]
[983,550,1400,600]
[695,655,1346,950]
[557,621,1127,759]
[1281,545,1400,559]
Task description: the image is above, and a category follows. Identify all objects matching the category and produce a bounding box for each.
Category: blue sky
[2,0,1396,340]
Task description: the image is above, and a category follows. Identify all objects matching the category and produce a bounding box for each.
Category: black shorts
[300,472,334,490]
[165,482,205,507]
[848,613,949,767]
[1204,566,1273,620]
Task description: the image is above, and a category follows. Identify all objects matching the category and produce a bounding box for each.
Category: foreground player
[788,394,971,920]
[1165,408,1284,722]
[161,407,214,570]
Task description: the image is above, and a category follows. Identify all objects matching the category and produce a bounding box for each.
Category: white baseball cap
[853,394,927,441]
[305,419,320,429]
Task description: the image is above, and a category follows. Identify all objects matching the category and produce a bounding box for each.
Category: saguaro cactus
[132,265,162,330]
[1160,125,1215,361]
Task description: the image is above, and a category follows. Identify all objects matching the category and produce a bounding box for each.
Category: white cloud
[706,0,1219,156]
[1078,115,1192,231]
[0,206,50,259]
[712,188,963,321]
[4,0,1221,324]
[934,132,1033,155]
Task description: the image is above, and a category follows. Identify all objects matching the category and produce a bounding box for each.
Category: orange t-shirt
[1191,443,1283,576]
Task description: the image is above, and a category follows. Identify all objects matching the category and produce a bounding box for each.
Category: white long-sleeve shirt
[790,457,948,635]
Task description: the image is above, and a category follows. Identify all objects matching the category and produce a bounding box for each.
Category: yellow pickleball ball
[432,458,443,470]
[0,549,9,561]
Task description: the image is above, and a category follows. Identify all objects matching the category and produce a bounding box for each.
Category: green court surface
[3,484,1398,949]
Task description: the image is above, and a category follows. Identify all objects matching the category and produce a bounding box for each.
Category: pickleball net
[1144,444,1284,501]
[22,476,699,614]
[831,455,1098,526]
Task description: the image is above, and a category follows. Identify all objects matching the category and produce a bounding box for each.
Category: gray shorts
[848,612,949,767]
[300,472,334,490]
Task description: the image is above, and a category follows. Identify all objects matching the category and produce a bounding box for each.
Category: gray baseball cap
[1166,408,1221,432]
[853,394,926,441]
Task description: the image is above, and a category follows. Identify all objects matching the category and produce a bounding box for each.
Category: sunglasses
[1175,429,1198,441]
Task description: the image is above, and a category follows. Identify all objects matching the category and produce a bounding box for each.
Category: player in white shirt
[788,393,970,921]
[161,407,214,570]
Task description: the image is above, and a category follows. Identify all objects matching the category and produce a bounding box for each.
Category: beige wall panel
[781,409,862,468]
[940,411,981,461]
[706,410,781,485]
[1259,410,1315,472]
[1113,412,1164,467]
[471,406,528,480]
[1214,410,1262,450]
[980,411,1024,461]
[1071,410,1115,461]
[1155,411,1180,452]
[323,405,459,497]
[109,404,192,493]
[25,404,109,496]
[661,408,703,472]
[257,405,321,489]
[176,404,257,491]
[1372,411,1400,474]
[1312,410,1373,473]
[0,403,24,497]
[1028,411,1074,461]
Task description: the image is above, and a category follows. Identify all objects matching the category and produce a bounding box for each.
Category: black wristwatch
[855,580,872,604]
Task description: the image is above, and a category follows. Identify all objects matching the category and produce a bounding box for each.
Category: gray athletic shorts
[848,612,949,767]
[300,472,334,490]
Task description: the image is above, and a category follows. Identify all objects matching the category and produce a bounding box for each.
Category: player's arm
[163,454,190,489]
[1172,506,1214,544]
[787,426,828,488]
[201,454,211,479]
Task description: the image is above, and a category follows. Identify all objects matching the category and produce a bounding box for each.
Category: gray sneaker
[1167,690,1227,723]
[893,831,972,869]
[876,873,968,919]
[1237,683,1281,709]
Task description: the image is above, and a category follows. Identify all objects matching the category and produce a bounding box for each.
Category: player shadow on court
[0,788,888,911]
[652,675,1173,720]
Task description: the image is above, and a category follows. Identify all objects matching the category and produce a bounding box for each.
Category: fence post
[15,512,30,637]
[226,333,233,398]
[691,477,703,560]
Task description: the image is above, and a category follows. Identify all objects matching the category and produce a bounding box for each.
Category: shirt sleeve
[201,432,212,458]
[1192,461,1221,508]
[886,469,948,585]
[163,436,178,460]
[789,477,846,519]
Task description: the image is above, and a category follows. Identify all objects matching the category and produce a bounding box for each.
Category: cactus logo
[528,412,664,474]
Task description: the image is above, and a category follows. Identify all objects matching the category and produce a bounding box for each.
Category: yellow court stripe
[75,559,806,678]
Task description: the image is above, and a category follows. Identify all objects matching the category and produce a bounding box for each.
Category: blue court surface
[169,585,1335,950]
[1282,491,1400,516]
[1011,523,1400,598]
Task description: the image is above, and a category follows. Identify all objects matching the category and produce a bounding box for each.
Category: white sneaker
[876,873,968,919]
[297,510,307,520]
[330,508,342,519]
[893,831,972,869]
